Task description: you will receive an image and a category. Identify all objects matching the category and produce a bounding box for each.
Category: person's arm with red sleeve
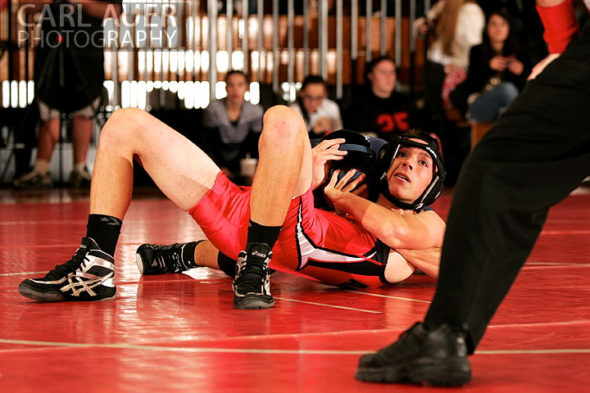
[529,0,580,80]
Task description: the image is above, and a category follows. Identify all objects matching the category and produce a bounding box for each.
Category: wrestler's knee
[99,108,150,146]
[108,107,150,128]
[260,105,306,147]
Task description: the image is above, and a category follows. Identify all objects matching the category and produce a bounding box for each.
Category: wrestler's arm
[395,247,441,279]
[324,170,446,250]
[380,247,442,283]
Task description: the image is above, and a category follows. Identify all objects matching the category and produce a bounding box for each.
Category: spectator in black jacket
[343,56,415,141]
[450,9,530,123]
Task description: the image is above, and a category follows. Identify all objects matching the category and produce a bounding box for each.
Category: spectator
[13,0,122,189]
[202,70,264,183]
[415,0,485,131]
[343,56,415,140]
[450,9,530,123]
[290,75,342,138]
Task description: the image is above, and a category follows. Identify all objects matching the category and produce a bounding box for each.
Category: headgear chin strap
[377,132,446,212]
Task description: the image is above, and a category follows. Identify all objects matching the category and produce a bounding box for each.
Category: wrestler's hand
[311,138,347,190]
[528,53,560,80]
[324,169,367,212]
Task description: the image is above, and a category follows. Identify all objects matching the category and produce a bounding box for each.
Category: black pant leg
[424,24,590,352]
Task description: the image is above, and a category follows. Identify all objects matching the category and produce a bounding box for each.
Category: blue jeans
[468,82,519,123]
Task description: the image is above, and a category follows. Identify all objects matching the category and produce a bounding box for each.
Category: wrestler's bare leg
[90,108,220,218]
[193,241,221,268]
[18,108,220,302]
[249,105,312,225]
[230,105,312,309]
[134,106,312,284]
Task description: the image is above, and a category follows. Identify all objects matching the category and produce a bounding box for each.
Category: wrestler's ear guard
[377,131,446,212]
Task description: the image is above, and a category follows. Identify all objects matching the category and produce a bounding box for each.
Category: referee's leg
[426,32,590,350]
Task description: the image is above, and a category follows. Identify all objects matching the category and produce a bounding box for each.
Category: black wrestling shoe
[232,242,274,309]
[18,237,116,302]
[355,322,471,387]
[136,243,194,275]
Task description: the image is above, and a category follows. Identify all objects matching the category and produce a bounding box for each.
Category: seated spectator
[414,0,485,131]
[451,9,530,123]
[13,0,122,189]
[290,75,343,138]
[343,56,415,141]
[201,70,264,183]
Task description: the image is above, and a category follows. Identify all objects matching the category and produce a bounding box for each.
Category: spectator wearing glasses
[290,75,343,138]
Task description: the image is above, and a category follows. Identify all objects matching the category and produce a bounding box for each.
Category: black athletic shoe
[355,322,471,387]
[136,243,195,275]
[232,242,275,309]
[18,237,116,302]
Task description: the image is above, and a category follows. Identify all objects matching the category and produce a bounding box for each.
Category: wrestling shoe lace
[45,245,89,280]
[18,237,116,302]
[233,242,274,309]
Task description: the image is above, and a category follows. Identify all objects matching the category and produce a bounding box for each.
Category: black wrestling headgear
[318,130,380,201]
[323,130,375,176]
[377,131,446,212]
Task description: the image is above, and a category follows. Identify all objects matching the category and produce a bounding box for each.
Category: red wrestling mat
[0,189,589,392]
